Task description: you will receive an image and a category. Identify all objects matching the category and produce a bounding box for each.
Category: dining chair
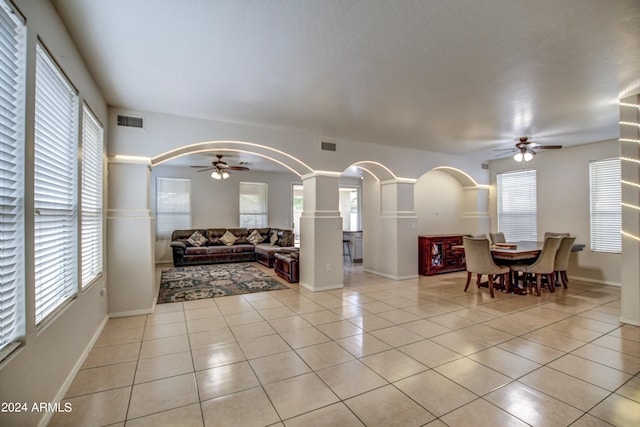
[554,236,576,288]
[489,232,506,244]
[510,236,562,296]
[544,231,570,239]
[462,236,510,298]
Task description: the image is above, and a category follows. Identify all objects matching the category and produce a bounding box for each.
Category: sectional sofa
[170,227,295,267]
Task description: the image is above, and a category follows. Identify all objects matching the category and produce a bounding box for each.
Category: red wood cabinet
[419,235,466,276]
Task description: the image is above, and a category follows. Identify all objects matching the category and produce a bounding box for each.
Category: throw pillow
[247,229,263,245]
[186,230,207,247]
[270,232,278,245]
[220,230,238,246]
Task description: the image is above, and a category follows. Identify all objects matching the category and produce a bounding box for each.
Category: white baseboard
[109,306,154,318]
[300,282,344,292]
[363,268,419,281]
[568,275,621,287]
[39,315,109,427]
[619,316,640,326]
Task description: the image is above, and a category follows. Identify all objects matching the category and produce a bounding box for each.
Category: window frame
[497,169,537,242]
[239,182,268,229]
[589,158,622,253]
[155,177,191,240]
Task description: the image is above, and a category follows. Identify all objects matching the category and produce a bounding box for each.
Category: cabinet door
[429,240,445,271]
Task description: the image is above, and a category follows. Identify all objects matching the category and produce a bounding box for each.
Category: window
[292,184,303,243]
[156,177,191,239]
[0,0,25,359]
[339,187,360,231]
[497,170,537,241]
[239,182,267,228]
[34,42,79,325]
[81,105,104,288]
[590,158,621,253]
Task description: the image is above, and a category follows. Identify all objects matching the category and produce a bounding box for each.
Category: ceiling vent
[321,141,336,152]
[116,114,144,129]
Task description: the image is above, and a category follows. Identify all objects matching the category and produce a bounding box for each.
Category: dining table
[453,240,585,262]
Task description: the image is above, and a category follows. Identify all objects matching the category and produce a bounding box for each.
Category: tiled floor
[50,264,640,426]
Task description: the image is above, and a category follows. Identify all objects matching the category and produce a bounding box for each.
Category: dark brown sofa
[170,227,295,267]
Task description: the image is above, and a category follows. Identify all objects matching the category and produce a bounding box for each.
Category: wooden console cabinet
[419,235,466,276]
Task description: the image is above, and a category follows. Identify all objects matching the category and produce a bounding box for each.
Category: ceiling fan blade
[227,166,250,171]
[535,145,563,149]
[194,167,215,172]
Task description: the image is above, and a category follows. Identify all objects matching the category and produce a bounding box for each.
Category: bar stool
[343,239,352,263]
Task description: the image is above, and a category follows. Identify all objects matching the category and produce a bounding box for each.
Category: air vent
[321,141,336,152]
[116,114,144,128]
[481,163,489,170]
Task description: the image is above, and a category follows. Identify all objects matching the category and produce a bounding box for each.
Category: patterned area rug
[158,263,289,303]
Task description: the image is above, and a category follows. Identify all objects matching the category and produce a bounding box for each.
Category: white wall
[489,139,621,285]
[0,1,109,426]
[415,169,465,235]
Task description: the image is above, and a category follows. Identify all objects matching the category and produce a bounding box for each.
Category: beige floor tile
[375,309,421,324]
[358,301,397,314]
[398,339,463,367]
[249,350,312,384]
[570,413,617,427]
[182,298,217,311]
[264,372,339,420]
[547,354,632,391]
[615,374,640,403]
[146,310,185,326]
[401,319,452,338]
[458,324,515,346]
[295,341,355,370]
[300,310,344,325]
[541,323,607,342]
[128,373,198,419]
[345,384,435,427]
[592,334,640,358]
[94,327,144,347]
[49,387,131,427]
[468,347,541,379]
[485,381,583,426]
[361,349,428,382]
[222,310,263,326]
[125,403,203,427]
[315,320,363,339]
[134,351,194,383]
[440,398,528,427]
[82,342,141,369]
[394,370,477,417]
[435,357,511,396]
[284,402,364,427]
[201,386,280,427]
[329,304,368,319]
[230,320,276,340]
[430,313,477,330]
[268,315,313,333]
[183,306,222,320]
[347,314,395,331]
[519,366,610,411]
[143,321,187,341]
[588,393,640,426]
[279,326,331,349]
[430,331,493,355]
[196,361,260,401]
[153,302,184,315]
[316,359,388,399]
[370,325,424,347]
[186,316,228,333]
[257,305,297,320]
[521,329,587,352]
[609,324,640,342]
[571,343,640,374]
[139,334,190,359]
[498,337,565,364]
[483,317,538,336]
[66,361,136,397]
[238,333,291,359]
[191,342,246,371]
[189,328,236,349]
[334,333,392,358]
[102,315,147,332]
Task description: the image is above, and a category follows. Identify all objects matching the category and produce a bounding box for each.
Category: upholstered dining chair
[510,236,562,296]
[554,236,576,288]
[489,232,506,244]
[463,236,510,298]
[544,231,570,239]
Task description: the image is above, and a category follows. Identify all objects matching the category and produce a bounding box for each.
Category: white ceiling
[52,0,640,159]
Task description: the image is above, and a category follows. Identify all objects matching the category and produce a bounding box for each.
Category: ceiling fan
[191,154,250,179]
[496,137,563,162]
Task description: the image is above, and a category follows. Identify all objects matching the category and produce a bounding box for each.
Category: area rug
[158,263,289,303]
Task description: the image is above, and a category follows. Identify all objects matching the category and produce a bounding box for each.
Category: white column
[620,95,640,325]
[365,178,418,280]
[299,172,344,291]
[107,158,156,316]
[462,186,491,235]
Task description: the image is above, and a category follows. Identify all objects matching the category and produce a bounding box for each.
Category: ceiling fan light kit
[192,154,250,180]
[501,137,562,163]
[211,170,230,180]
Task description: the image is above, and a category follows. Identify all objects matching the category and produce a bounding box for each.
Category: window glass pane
[0,0,25,358]
[339,187,360,231]
[590,158,621,253]
[239,182,267,228]
[156,177,191,239]
[81,105,103,287]
[292,184,303,243]
[497,170,537,241]
[34,42,79,325]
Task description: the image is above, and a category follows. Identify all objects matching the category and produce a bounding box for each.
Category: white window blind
[156,177,191,239]
[0,0,25,359]
[239,182,268,228]
[81,105,103,288]
[497,170,537,242]
[34,42,79,325]
[590,158,621,253]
